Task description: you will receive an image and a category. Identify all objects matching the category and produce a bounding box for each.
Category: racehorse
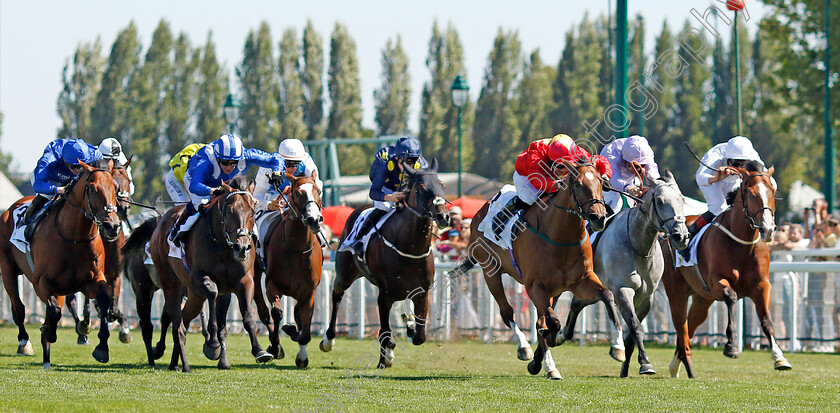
[320,159,450,369]
[454,157,620,380]
[662,166,792,378]
[121,215,174,366]
[559,172,690,377]
[66,157,133,345]
[0,162,121,368]
[150,176,272,371]
[254,174,324,368]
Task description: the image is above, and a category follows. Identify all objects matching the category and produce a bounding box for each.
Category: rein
[210,190,256,249]
[709,173,771,246]
[373,170,442,259]
[279,183,322,254]
[57,169,118,243]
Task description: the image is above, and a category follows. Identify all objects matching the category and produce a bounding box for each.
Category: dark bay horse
[662,167,792,378]
[122,215,174,366]
[150,176,272,371]
[66,157,133,345]
[0,162,121,368]
[321,159,450,369]
[455,158,620,380]
[255,174,324,368]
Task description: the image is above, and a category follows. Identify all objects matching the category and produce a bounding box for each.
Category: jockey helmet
[621,135,654,165]
[725,136,759,161]
[394,137,422,159]
[278,139,306,161]
[212,134,245,161]
[547,134,579,163]
[98,137,123,159]
[61,139,94,165]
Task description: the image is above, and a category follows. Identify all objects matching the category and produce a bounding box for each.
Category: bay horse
[559,172,690,377]
[149,176,272,371]
[662,167,792,378]
[254,174,324,368]
[454,157,620,380]
[122,215,175,366]
[0,162,121,368]
[66,157,133,345]
[320,159,450,369]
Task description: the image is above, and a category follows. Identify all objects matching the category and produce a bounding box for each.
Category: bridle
[280,181,323,253]
[738,172,775,231]
[211,190,256,249]
[399,171,446,219]
[58,168,119,243]
[637,180,686,238]
[550,161,605,219]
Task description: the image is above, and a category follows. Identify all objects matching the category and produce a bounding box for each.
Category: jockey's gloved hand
[211,186,224,196]
[268,171,284,188]
[601,177,612,191]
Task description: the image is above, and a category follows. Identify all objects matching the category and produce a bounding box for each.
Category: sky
[0,0,768,173]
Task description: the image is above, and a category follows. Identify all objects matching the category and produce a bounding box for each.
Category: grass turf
[0,325,837,412]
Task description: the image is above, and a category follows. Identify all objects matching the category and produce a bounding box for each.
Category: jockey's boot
[352,209,387,258]
[169,202,198,247]
[23,196,51,242]
[492,196,528,239]
[678,210,715,261]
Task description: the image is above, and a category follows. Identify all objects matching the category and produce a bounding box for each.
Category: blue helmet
[61,139,94,165]
[211,134,245,161]
[394,137,422,159]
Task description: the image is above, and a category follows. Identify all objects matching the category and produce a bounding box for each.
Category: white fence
[1,249,838,353]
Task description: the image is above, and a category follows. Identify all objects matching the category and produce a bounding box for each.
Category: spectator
[437,206,469,260]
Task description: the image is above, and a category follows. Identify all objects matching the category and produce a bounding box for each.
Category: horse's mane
[121,216,160,255]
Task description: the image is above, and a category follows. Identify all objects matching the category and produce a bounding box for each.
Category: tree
[643,22,678,159]
[196,32,228,143]
[278,28,307,141]
[516,49,554,149]
[237,22,281,151]
[163,33,199,157]
[471,28,523,179]
[90,21,141,142]
[57,39,105,140]
[418,22,474,173]
[374,35,411,136]
[627,14,647,137]
[326,23,365,174]
[301,20,325,141]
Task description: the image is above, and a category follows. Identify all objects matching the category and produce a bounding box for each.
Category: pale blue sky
[0,0,767,172]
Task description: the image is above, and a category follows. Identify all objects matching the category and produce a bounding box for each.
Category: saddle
[23,198,64,243]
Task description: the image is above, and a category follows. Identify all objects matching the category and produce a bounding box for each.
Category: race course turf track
[0,325,837,411]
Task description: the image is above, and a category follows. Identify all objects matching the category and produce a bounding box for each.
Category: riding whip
[683,141,721,172]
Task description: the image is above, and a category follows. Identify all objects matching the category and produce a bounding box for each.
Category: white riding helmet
[278,139,306,161]
[725,136,759,161]
[99,137,122,159]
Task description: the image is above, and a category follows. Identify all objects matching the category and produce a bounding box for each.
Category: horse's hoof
[546,369,563,380]
[153,344,166,360]
[774,358,792,371]
[295,357,309,369]
[639,363,656,375]
[18,340,35,356]
[92,346,110,363]
[555,329,569,346]
[77,335,90,345]
[43,363,51,370]
[255,351,274,364]
[76,320,91,336]
[517,346,533,361]
[610,347,626,363]
[119,329,132,344]
[527,360,541,375]
[412,335,425,346]
[203,342,222,361]
[319,339,333,353]
[723,344,740,358]
[218,360,231,370]
[406,327,415,340]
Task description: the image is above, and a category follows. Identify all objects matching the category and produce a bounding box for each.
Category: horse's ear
[78,160,94,172]
[429,158,439,172]
[247,180,255,193]
[284,172,296,183]
[664,169,675,183]
[124,155,133,168]
[767,165,775,176]
[402,162,417,175]
[560,158,575,172]
[221,181,233,193]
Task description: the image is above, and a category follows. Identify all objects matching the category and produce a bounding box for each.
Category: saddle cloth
[337,208,396,255]
[9,202,32,254]
[477,185,524,250]
[255,210,283,260]
[674,222,711,268]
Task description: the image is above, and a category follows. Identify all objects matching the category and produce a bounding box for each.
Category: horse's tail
[121,216,159,256]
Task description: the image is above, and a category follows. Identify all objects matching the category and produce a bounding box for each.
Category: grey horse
[557,171,690,377]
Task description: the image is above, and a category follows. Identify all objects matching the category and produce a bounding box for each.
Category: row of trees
[52,6,837,206]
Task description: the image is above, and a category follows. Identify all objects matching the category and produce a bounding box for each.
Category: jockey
[168,134,282,246]
[493,134,612,237]
[352,136,427,257]
[98,137,135,195]
[687,136,777,238]
[254,138,323,212]
[165,143,206,203]
[600,135,660,214]
[25,139,103,237]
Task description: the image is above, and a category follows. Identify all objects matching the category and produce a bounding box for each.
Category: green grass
[0,325,837,412]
